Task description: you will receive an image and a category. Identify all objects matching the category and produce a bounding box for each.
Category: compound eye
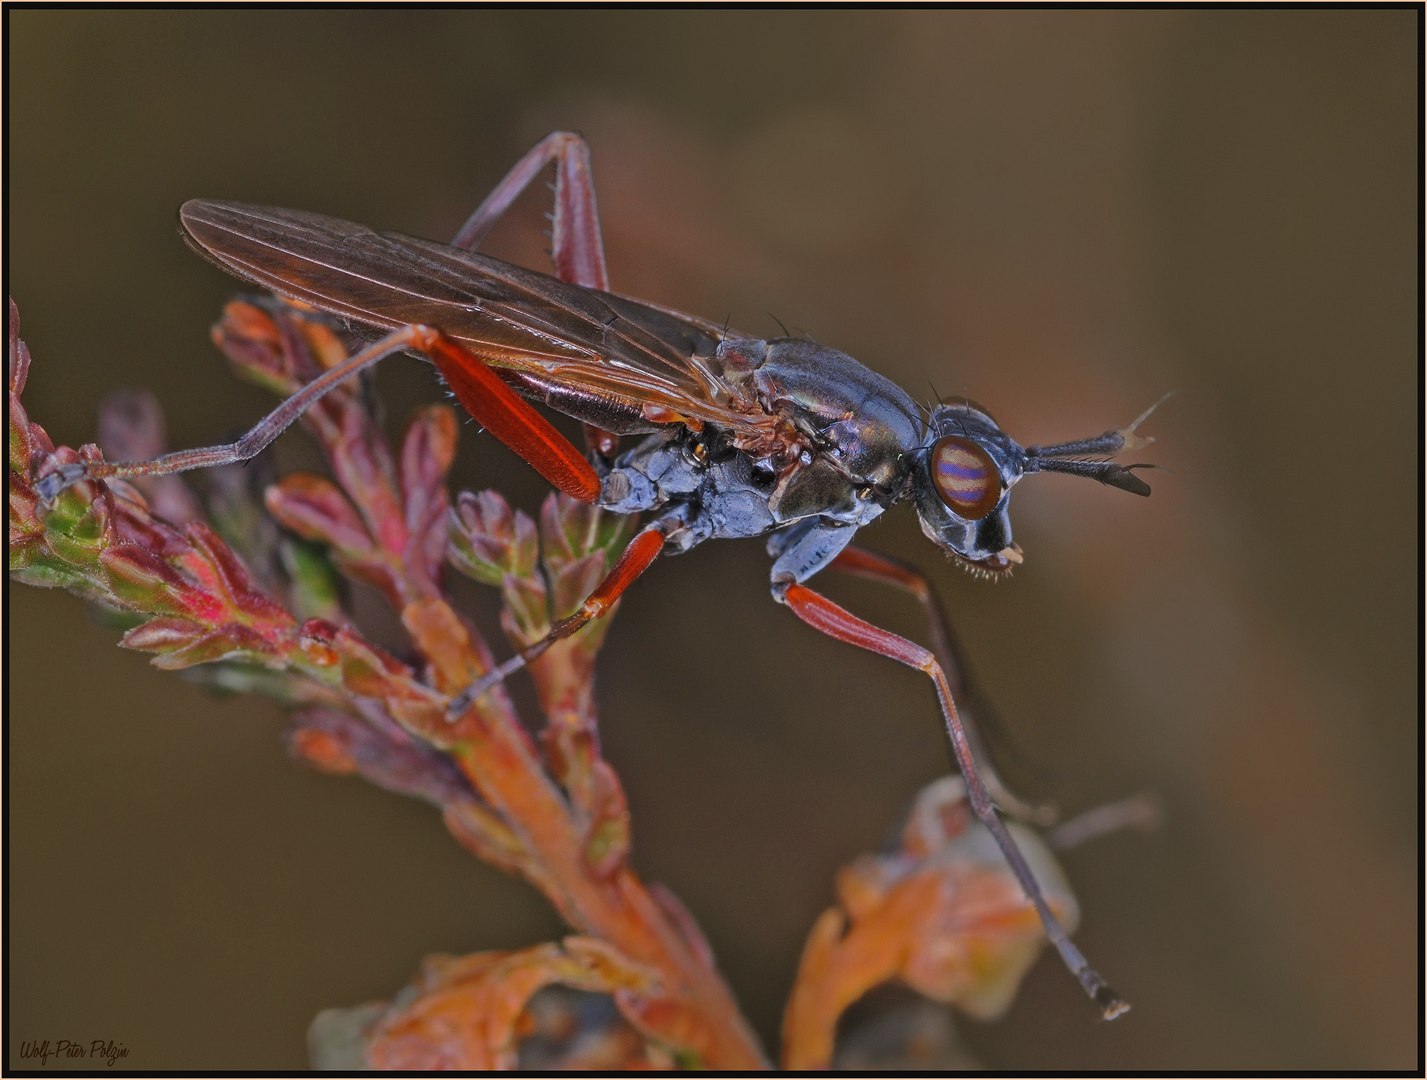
[930,436,1002,520]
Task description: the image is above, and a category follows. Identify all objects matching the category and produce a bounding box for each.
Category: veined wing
[178,200,766,433]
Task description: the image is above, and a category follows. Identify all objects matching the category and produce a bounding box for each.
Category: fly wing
[178,200,765,432]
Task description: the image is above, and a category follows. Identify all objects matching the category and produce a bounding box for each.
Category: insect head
[912,399,1155,576]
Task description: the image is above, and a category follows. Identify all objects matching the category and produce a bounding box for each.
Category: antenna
[1026,457,1155,496]
[1025,391,1176,461]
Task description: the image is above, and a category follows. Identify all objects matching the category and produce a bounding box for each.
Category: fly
[37,132,1162,1019]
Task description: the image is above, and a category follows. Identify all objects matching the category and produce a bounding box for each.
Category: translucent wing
[178,200,766,433]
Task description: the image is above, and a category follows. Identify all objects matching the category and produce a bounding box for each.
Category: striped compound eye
[930,436,1003,520]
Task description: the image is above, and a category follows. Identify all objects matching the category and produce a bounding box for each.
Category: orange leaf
[364,939,658,1071]
[781,775,1080,1068]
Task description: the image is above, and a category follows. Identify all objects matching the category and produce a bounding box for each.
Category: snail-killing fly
[39,133,1164,1018]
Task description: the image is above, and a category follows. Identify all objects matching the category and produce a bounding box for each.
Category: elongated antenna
[1026,391,1176,460]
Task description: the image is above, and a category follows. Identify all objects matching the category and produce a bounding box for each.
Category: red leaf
[285,706,475,805]
[9,298,31,396]
[400,406,457,596]
[99,546,212,619]
[448,489,538,586]
[184,521,291,623]
[326,401,406,552]
[365,941,658,1071]
[109,498,192,559]
[120,616,210,653]
[265,473,374,557]
[288,727,358,775]
[648,883,717,973]
[145,622,283,670]
[211,301,299,395]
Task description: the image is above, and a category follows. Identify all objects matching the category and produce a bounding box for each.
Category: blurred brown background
[8,10,1418,1071]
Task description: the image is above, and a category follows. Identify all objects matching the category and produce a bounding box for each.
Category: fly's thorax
[719,337,924,483]
[912,402,1028,575]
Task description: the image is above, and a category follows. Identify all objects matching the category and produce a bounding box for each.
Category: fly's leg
[773,578,1130,1020]
[439,133,639,714]
[450,131,618,458]
[1044,792,1162,852]
[446,518,671,718]
[452,131,609,289]
[828,545,1056,826]
[37,325,600,504]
